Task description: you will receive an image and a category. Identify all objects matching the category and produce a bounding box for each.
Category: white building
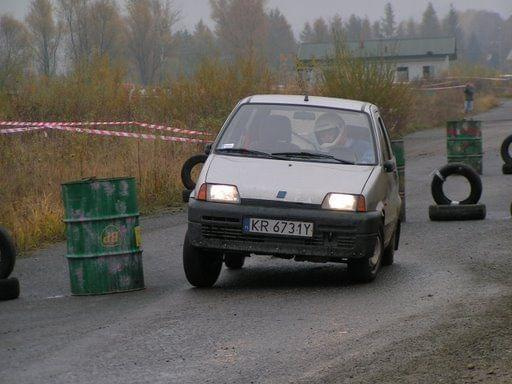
[298,37,457,82]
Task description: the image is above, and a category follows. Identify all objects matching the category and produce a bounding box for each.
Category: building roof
[241,95,372,112]
[298,36,457,62]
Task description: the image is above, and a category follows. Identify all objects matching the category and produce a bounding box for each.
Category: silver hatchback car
[183,95,401,286]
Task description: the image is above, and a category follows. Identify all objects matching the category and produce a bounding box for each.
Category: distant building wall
[393,56,452,82]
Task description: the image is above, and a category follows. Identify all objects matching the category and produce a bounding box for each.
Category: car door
[375,113,400,243]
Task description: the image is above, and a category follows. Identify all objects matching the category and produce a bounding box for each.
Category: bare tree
[57,0,92,66]
[89,0,124,58]
[210,0,268,59]
[0,15,31,88]
[26,0,61,76]
[126,0,180,85]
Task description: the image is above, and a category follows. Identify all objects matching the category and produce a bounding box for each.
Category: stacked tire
[501,135,512,174]
[0,227,20,301]
[181,154,208,203]
[429,163,486,221]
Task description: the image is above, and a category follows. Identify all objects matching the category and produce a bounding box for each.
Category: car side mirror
[383,160,395,173]
[205,143,212,155]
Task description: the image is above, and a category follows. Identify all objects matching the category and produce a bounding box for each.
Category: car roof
[241,94,375,113]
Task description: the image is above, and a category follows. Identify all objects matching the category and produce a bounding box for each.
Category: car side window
[377,116,392,161]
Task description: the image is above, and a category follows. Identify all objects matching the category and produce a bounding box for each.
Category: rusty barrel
[61,177,145,295]
[391,139,406,222]
[447,120,483,174]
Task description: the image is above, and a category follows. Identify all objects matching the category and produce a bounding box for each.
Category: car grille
[200,217,356,250]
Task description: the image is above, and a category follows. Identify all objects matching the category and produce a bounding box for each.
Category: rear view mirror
[293,111,316,121]
[205,143,212,155]
[384,160,396,173]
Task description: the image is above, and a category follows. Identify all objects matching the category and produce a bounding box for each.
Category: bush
[316,37,413,137]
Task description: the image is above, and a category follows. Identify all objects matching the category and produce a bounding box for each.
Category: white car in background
[183,95,401,287]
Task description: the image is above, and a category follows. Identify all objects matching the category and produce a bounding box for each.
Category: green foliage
[318,37,413,136]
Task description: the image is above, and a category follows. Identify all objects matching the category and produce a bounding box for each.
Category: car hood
[205,155,375,205]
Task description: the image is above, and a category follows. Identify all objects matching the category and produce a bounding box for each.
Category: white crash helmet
[314,113,346,150]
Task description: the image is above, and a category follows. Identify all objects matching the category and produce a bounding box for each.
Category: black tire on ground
[431,163,482,206]
[181,155,208,190]
[348,231,383,283]
[182,189,192,203]
[429,204,486,221]
[500,135,512,164]
[0,226,16,279]
[183,233,222,288]
[382,226,398,267]
[503,163,512,175]
[0,278,20,301]
[224,253,246,270]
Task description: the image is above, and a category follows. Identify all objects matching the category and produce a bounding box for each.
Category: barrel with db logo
[447,120,482,174]
[61,177,145,295]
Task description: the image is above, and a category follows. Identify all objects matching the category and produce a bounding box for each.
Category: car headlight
[197,183,240,204]
[322,193,366,212]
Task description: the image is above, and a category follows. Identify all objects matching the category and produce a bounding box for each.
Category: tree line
[0,0,510,90]
[300,2,512,69]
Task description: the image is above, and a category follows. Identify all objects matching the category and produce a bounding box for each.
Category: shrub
[316,37,413,137]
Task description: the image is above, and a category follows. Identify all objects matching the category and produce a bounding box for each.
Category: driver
[314,112,374,163]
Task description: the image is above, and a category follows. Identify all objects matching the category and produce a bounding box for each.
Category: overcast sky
[2,0,511,35]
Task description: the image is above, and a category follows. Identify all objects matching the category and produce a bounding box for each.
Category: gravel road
[1,102,512,384]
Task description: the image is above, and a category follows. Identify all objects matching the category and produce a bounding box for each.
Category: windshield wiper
[216,148,273,158]
[271,151,355,165]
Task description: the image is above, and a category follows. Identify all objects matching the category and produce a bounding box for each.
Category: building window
[423,65,432,79]
[396,67,409,82]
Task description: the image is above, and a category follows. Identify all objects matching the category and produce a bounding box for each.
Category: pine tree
[346,14,362,41]
[266,8,296,68]
[406,18,417,38]
[361,17,372,40]
[372,20,383,39]
[382,2,396,38]
[300,22,314,43]
[312,18,330,43]
[330,14,344,41]
[420,2,441,37]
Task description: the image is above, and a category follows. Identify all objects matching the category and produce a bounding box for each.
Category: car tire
[0,278,20,301]
[431,163,482,205]
[503,163,512,175]
[224,253,246,270]
[348,231,383,283]
[181,155,208,190]
[382,228,397,267]
[183,233,222,288]
[500,135,512,164]
[182,189,192,203]
[429,204,486,221]
[0,227,16,279]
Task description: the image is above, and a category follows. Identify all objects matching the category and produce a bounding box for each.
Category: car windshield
[215,103,377,165]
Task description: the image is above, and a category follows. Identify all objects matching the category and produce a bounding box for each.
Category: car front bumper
[187,199,381,262]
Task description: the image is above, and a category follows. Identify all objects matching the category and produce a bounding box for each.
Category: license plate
[243,218,314,238]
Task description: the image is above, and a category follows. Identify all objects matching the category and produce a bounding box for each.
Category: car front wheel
[348,232,383,283]
[183,233,222,288]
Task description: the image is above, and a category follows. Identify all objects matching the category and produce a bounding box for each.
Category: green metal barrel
[447,120,483,174]
[62,177,145,295]
[391,139,406,222]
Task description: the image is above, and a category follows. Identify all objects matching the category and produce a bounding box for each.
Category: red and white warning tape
[0,121,211,137]
[0,126,47,134]
[0,124,211,143]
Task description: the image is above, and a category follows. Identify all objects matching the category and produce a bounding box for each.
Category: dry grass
[0,58,275,251]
